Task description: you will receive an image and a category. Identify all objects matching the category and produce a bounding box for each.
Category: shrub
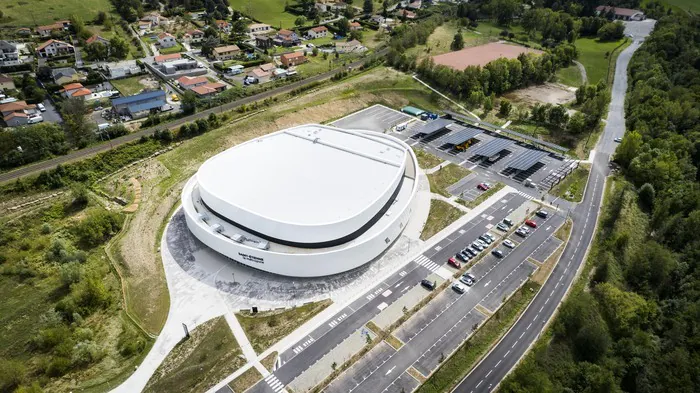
[72,210,123,248]
[0,359,26,392]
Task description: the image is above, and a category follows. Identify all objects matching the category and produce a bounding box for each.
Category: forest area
[500,11,700,393]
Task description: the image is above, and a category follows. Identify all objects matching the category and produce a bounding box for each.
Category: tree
[597,21,625,41]
[85,42,108,61]
[638,183,655,209]
[230,19,248,43]
[294,16,307,28]
[614,130,642,168]
[60,98,94,148]
[363,0,373,15]
[499,99,512,117]
[568,112,586,134]
[547,105,569,129]
[450,29,465,51]
[181,90,197,114]
[200,36,220,58]
[489,0,520,26]
[336,18,351,37]
[109,36,129,59]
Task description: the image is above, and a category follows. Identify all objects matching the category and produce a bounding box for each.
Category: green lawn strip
[0,0,114,26]
[236,300,332,354]
[574,37,627,84]
[415,280,541,393]
[159,43,184,55]
[111,76,148,96]
[554,218,573,242]
[549,164,590,202]
[659,0,700,12]
[229,0,298,29]
[420,199,465,241]
[461,182,505,209]
[144,316,246,393]
[229,366,263,393]
[427,164,471,197]
[555,64,583,87]
[261,351,278,371]
[413,147,443,169]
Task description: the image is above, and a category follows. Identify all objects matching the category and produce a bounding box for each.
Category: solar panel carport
[505,149,550,170]
[471,138,515,157]
[414,118,454,137]
[439,126,483,146]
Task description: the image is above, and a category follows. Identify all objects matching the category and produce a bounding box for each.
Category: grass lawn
[144,316,246,393]
[550,164,590,202]
[112,76,148,96]
[575,37,626,84]
[159,43,184,55]
[413,148,444,169]
[428,163,472,197]
[420,199,465,241]
[236,300,332,354]
[656,0,700,12]
[415,280,541,393]
[0,0,113,26]
[297,55,334,76]
[556,64,583,87]
[86,23,143,59]
[229,366,263,393]
[229,0,298,29]
[407,21,494,59]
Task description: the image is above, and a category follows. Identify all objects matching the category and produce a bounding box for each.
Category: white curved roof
[196,124,408,244]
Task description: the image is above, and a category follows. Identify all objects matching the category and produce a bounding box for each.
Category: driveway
[41,99,63,124]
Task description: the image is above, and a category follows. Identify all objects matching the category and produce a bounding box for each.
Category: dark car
[421,279,436,290]
[536,210,548,218]
[465,248,476,257]
[503,218,513,226]
[492,249,504,258]
[516,227,529,237]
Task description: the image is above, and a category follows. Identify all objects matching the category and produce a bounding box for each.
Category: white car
[28,114,43,124]
[452,282,466,294]
[614,137,622,143]
[503,239,515,249]
[37,103,46,112]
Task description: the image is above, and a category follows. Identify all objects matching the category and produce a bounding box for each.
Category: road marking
[382,290,392,297]
[385,366,396,375]
[483,280,492,287]
[377,302,388,311]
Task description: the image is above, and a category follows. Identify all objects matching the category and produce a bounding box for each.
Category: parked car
[497,223,509,231]
[479,234,492,244]
[614,137,622,143]
[492,249,504,258]
[471,242,483,251]
[503,239,515,249]
[421,279,436,290]
[37,103,46,112]
[503,218,513,226]
[465,248,476,257]
[486,233,497,242]
[525,220,537,228]
[448,257,460,269]
[536,210,548,218]
[468,246,479,255]
[171,94,180,101]
[476,239,488,248]
[477,183,491,191]
[516,227,529,237]
[452,282,466,294]
[457,252,469,262]
[28,115,43,124]
[461,272,476,286]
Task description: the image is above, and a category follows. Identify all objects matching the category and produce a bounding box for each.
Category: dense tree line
[501,13,700,393]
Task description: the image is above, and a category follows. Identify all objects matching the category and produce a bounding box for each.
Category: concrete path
[224,314,270,376]
[425,160,451,175]
[431,192,470,213]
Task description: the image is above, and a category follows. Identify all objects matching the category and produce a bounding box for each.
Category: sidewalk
[224,314,269,376]
[431,192,470,213]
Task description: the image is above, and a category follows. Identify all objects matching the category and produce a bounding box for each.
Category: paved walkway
[431,192,470,213]
[425,161,452,175]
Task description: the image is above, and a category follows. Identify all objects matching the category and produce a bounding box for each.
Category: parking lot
[331,104,418,132]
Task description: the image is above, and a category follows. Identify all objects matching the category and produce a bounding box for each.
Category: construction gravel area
[505,82,576,106]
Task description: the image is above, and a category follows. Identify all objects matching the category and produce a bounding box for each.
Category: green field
[654,0,700,12]
[420,199,465,241]
[112,76,148,96]
[229,0,298,29]
[575,37,626,84]
[159,42,184,55]
[407,21,494,59]
[0,0,113,26]
[556,64,584,87]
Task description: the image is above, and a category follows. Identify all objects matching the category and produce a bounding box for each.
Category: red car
[525,219,537,228]
[477,183,490,191]
[448,257,460,269]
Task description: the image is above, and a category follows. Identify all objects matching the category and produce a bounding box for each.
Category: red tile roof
[281,52,306,60]
[36,39,72,51]
[154,53,182,63]
[59,83,84,92]
[177,76,208,86]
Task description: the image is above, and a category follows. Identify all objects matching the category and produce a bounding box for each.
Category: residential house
[112,90,166,119]
[370,15,386,24]
[191,82,226,97]
[248,23,272,34]
[396,9,416,19]
[595,6,645,21]
[104,60,141,79]
[280,52,307,67]
[36,39,74,58]
[138,21,152,30]
[157,33,177,49]
[52,67,84,85]
[349,21,362,31]
[35,20,71,37]
[216,20,232,33]
[141,12,161,26]
[315,0,347,12]
[177,75,208,90]
[307,26,329,39]
[260,63,276,73]
[274,29,300,47]
[183,29,204,44]
[255,35,275,50]
[59,83,92,100]
[1,100,36,127]
[0,41,20,66]
[154,53,182,64]
[247,67,271,84]
[406,0,422,10]
[212,45,241,61]
[335,39,362,53]
[86,35,110,46]
[157,58,199,75]
[0,74,16,91]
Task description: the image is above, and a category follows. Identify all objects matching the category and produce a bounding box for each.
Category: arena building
[181,124,419,277]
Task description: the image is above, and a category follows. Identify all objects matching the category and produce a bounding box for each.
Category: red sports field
[432,42,542,70]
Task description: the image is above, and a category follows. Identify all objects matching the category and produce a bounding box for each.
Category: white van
[97,123,110,132]
[28,115,43,124]
[226,65,244,75]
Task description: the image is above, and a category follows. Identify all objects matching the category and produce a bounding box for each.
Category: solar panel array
[443,110,568,153]
[415,118,454,137]
[505,149,550,170]
[440,126,483,146]
[471,138,515,157]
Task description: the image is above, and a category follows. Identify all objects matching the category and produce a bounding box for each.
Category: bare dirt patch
[504,83,576,106]
[432,42,542,70]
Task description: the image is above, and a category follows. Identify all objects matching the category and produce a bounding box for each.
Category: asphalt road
[450,20,656,393]
[243,194,532,393]
[0,51,386,185]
